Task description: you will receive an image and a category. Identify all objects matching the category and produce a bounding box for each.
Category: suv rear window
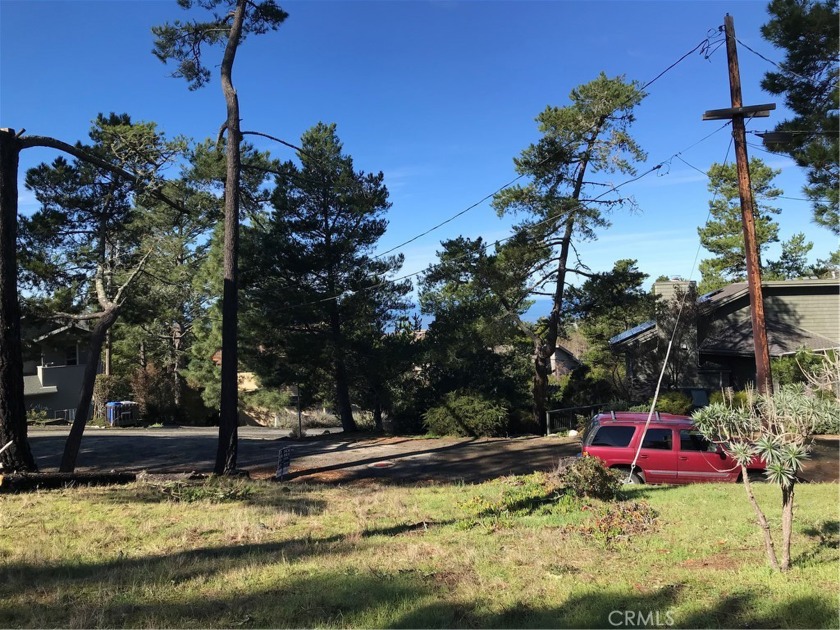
[590,426,635,447]
[641,428,673,450]
[680,429,715,452]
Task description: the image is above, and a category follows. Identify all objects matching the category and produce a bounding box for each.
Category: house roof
[612,278,839,349]
[699,278,839,311]
[699,319,839,358]
[23,375,58,397]
[609,320,655,346]
[31,322,91,344]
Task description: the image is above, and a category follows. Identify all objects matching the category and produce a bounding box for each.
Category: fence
[546,404,604,435]
[53,408,76,423]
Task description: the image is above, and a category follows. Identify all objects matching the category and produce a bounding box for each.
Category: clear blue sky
[1,0,835,299]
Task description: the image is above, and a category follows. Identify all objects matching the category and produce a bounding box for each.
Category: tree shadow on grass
[797,519,840,567]
[394,587,837,629]
[1,537,836,628]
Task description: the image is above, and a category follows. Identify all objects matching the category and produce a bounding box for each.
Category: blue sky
[1,0,835,300]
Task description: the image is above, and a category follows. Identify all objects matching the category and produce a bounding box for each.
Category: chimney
[653,277,696,304]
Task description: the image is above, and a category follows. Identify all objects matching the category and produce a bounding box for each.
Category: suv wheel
[616,468,644,484]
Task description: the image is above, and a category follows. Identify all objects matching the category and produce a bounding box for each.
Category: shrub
[26,407,52,425]
[423,391,508,437]
[581,500,658,547]
[92,374,131,422]
[632,391,693,415]
[654,391,693,414]
[709,389,752,409]
[157,477,253,503]
[557,454,621,500]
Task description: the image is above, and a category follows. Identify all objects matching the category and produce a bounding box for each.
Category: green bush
[655,391,693,414]
[709,389,753,409]
[423,391,508,437]
[772,349,828,386]
[26,407,52,425]
[629,391,693,415]
[557,455,621,500]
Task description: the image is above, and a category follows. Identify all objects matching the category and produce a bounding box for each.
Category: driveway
[26,427,839,484]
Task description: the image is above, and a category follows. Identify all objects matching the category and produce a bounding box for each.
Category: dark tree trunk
[373,395,383,433]
[60,306,119,472]
[334,358,356,432]
[0,128,37,473]
[215,0,247,475]
[532,342,550,434]
[328,302,356,432]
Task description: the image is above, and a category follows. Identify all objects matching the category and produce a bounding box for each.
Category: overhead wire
[626,134,736,483]
[259,25,733,313]
[373,27,727,261]
[270,121,731,314]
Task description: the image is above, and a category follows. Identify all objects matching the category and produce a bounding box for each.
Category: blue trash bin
[106,402,122,426]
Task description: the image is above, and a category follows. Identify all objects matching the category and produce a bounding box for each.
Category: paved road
[28,426,334,473]
[26,427,839,484]
[27,426,581,483]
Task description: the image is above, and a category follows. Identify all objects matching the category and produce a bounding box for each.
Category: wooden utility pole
[703,14,775,394]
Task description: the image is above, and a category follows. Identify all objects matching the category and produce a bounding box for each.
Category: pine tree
[243,123,409,432]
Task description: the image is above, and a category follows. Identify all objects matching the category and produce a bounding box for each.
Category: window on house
[65,346,77,366]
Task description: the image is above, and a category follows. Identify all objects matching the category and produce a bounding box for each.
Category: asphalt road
[26,426,839,485]
[26,426,582,483]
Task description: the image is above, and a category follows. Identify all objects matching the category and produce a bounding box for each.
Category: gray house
[611,278,839,393]
[23,323,91,421]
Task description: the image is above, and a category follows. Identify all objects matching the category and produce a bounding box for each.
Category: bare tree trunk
[535,218,574,435]
[60,306,119,472]
[373,395,383,433]
[334,358,356,432]
[532,341,550,433]
[781,482,795,571]
[329,307,356,432]
[741,465,780,571]
[215,0,247,475]
[0,128,37,472]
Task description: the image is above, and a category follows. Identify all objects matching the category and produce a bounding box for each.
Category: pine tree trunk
[741,465,780,571]
[781,482,795,571]
[215,0,247,475]
[0,128,37,473]
[532,342,549,434]
[60,306,120,472]
[334,357,357,432]
[373,395,383,433]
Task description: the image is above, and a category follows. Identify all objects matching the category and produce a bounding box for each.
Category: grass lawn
[1,475,837,628]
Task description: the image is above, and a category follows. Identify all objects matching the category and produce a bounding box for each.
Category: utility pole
[703,14,775,395]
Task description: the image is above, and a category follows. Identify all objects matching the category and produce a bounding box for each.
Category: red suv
[581,412,765,484]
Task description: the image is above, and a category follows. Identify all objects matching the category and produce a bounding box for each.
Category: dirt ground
[27,428,839,485]
[265,434,840,485]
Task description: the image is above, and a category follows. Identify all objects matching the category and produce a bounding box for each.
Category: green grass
[0,476,837,628]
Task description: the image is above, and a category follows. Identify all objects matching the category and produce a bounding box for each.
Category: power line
[735,36,813,84]
[373,27,726,262]
[259,28,737,314]
[270,129,734,315]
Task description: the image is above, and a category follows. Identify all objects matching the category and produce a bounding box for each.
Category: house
[610,278,839,393]
[22,323,91,421]
[550,344,582,377]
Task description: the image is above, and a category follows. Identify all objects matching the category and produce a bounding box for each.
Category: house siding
[26,365,87,418]
[704,283,840,344]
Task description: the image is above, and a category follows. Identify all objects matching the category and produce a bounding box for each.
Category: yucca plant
[692,354,839,571]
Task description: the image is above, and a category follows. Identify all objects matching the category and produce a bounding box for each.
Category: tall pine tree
[243,123,409,432]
